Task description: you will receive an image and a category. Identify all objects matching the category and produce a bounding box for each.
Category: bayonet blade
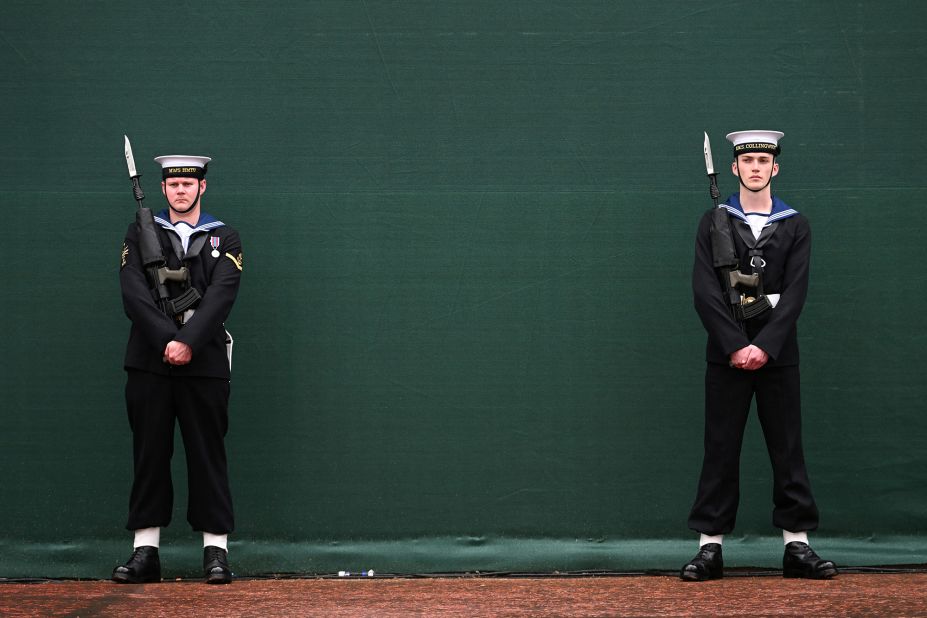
[703,132,715,175]
[124,135,138,178]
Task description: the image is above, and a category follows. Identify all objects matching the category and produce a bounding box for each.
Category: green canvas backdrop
[1,1,925,577]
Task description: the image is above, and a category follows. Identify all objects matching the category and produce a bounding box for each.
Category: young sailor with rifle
[113,137,243,584]
[681,131,837,581]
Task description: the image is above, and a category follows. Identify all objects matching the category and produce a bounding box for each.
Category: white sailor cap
[726,130,784,156]
[154,155,211,179]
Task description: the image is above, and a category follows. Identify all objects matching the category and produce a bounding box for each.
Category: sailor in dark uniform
[113,154,243,584]
[681,131,837,581]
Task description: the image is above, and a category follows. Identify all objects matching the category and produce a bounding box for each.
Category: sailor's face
[162,177,206,210]
[732,153,778,190]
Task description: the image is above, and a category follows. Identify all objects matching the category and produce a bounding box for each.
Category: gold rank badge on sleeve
[225,252,243,271]
[121,243,128,268]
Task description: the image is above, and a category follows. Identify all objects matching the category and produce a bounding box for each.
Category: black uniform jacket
[120,209,242,378]
[692,195,810,367]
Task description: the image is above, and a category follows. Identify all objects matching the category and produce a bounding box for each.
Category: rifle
[124,135,201,317]
[702,132,770,321]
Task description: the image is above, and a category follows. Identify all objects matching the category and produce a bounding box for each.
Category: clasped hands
[163,340,193,365]
[729,345,768,371]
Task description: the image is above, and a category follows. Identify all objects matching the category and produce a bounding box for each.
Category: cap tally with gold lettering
[726,130,783,157]
[154,155,211,180]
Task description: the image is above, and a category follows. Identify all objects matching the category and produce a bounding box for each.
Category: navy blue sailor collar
[719,194,799,224]
[153,209,225,234]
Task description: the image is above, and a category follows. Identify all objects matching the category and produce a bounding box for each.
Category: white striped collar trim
[720,204,748,222]
[767,208,799,222]
[719,205,799,225]
[154,216,225,234]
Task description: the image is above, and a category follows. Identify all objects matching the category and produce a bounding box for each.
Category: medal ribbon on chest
[210,236,221,258]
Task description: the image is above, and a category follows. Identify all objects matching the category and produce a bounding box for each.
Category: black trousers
[687,363,819,535]
[125,369,235,534]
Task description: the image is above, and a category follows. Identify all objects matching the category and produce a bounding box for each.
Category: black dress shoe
[204,546,233,584]
[680,543,723,581]
[783,541,838,579]
[112,546,161,584]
